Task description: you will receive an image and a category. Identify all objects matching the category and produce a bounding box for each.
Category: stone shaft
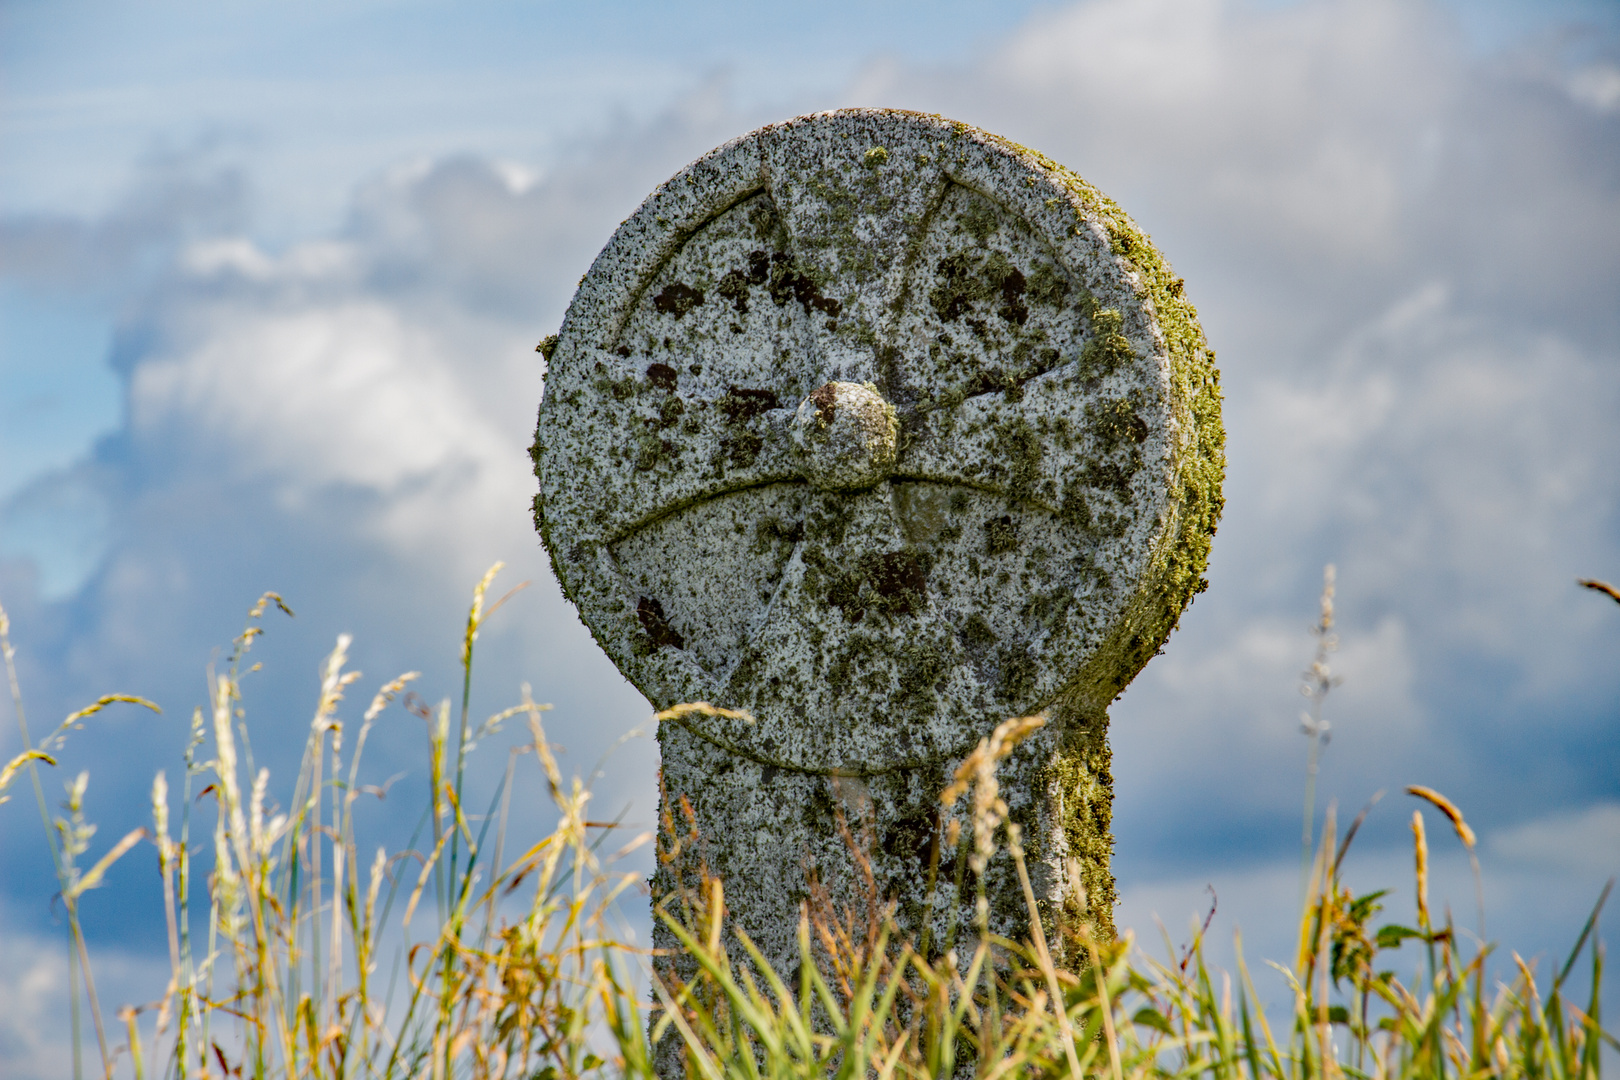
[653,695,1117,981]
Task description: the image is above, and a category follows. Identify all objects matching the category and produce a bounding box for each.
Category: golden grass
[0,568,1613,1079]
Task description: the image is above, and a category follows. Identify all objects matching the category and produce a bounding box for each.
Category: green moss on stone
[1043,708,1118,947]
[986,130,1225,712]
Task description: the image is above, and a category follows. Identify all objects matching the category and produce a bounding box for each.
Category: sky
[2,0,1618,1074]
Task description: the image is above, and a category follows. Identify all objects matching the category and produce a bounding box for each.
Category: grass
[0,565,1613,1079]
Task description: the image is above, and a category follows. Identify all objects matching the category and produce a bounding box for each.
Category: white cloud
[1120,797,1619,1024]
[1114,606,1427,821]
[0,913,172,1080]
[1568,63,1620,113]
[997,0,1227,107]
[870,0,1467,272]
[1,0,1611,823]
[178,237,360,283]
[0,2,1616,1070]
[490,159,545,196]
[1492,801,1620,875]
[0,929,70,1079]
[132,301,498,490]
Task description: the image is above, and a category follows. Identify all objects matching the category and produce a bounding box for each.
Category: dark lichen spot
[615,345,632,358]
[719,386,780,423]
[721,431,763,468]
[1026,262,1070,308]
[1022,589,1072,631]
[897,641,947,703]
[992,419,1042,500]
[767,253,842,317]
[752,516,805,555]
[1060,485,1094,530]
[634,434,673,471]
[956,352,1053,402]
[959,198,999,243]
[646,362,677,392]
[746,250,771,284]
[960,613,996,658]
[929,253,978,322]
[802,779,838,833]
[984,514,1018,556]
[804,501,852,548]
[928,249,1029,327]
[594,372,636,402]
[864,551,930,612]
[657,396,685,428]
[1076,396,1147,499]
[823,569,862,622]
[636,596,684,650]
[653,282,705,319]
[818,550,932,623]
[716,268,752,313]
[742,193,787,243]
[878,809,937,887]
[1081,459,1139,501]
[997,645,1038,703]
[1089,396,1150,452]
[998,266,1029,326]
[1095,508,1131,538]
[809,382,838,426]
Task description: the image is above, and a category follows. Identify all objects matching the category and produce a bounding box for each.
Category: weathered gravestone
[531,109,1222,980]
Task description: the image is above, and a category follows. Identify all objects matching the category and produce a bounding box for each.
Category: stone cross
[532,109,1222,979]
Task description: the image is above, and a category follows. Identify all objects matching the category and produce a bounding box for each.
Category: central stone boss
[531,108,1223,971]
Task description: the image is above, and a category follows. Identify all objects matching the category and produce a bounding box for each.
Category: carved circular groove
[532,109,1223,774]
[794,382,898,491]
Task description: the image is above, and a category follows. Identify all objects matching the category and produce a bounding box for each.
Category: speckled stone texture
[531,108,1223,993]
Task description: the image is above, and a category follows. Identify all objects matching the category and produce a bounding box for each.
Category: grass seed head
[1411,809,1431,931]
[1406,785,1476,849]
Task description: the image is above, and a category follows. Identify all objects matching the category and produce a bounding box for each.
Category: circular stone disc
[533,109,1223,774]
